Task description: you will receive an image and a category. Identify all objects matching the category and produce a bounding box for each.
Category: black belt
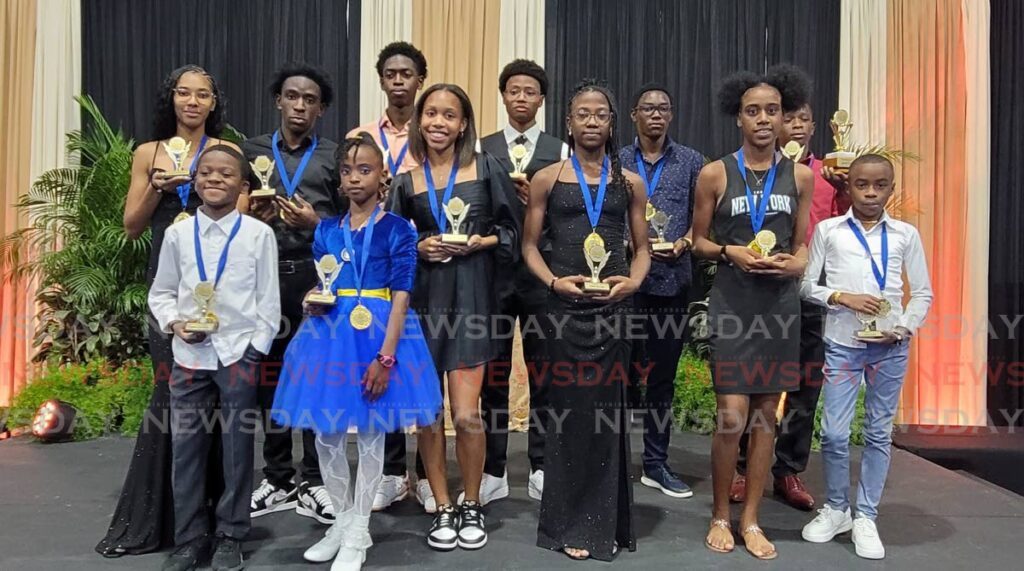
[278,258,314,275]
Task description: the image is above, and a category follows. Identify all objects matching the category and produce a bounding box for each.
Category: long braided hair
[565,79,632,196]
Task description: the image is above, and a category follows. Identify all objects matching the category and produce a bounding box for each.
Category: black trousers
[480,290,549,476]
[257,259,321,488]
[737,299,825,478]
[169,350,260,544]
[631,290,689,470]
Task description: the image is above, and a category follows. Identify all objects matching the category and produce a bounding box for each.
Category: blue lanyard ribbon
[847,218,889,292]
[736,148,779,233]
[570,155,610,229]
[193,214,243,287]
[176,135,208,210]
[379,124,409,178]
[271,130,319,199]
[423,157,460,233]
[342,206,381,301]
[634,147,667,199]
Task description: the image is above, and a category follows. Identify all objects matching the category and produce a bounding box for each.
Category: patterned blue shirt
[619,138,702,296]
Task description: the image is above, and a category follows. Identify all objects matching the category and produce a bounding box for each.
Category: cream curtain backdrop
[358,0,413,126]
[839,0,888,147]
[495,0,546,132]
[30,0,80,179]
[0,0,37,406]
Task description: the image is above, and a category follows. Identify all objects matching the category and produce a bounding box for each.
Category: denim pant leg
[820,342,866,513]
[855,343,909,520]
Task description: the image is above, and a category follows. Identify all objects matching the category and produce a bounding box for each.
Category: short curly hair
[269,62,335,107]
[498,59,549,95]
[375,42,428,78]
[717,64,812,116]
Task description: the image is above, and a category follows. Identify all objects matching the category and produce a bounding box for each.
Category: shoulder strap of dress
[149,140,160,170]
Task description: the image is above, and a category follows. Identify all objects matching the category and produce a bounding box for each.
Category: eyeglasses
[571,109,613,124]
[636,104,672,116]
[172,87,214,102]
[505,87,541,99]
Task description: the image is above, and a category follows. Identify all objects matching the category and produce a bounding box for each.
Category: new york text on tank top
[729,192,794,217]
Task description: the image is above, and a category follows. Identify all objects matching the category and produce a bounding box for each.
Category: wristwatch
[376,353,397,368]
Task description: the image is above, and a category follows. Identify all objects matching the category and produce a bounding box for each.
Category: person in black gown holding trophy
[523,80,649,561]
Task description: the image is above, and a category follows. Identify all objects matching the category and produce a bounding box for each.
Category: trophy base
[651,241,675,253]
[249,188,277,199]
[582,281,611,294]
[184,320,219,334]
[304,293,337,306]
[824,151,857,170]
[165,169,191,178]
[441,233,469,245]
[856,330,884,339]
[509,172,528,182]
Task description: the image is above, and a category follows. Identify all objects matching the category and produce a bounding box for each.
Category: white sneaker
[456,472,510,506]
[852,517,885,559]
[802,505,853,543]
[414,478,437,514]
[372,474,409,511]
[332,514,371,571]
[528,470,544,501]
[331,546,366,571]
[250,478,298,517]
[304,521,346,563]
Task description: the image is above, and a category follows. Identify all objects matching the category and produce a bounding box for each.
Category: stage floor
[1,431,1022,570]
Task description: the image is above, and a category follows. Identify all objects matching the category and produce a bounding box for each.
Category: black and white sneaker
[250,478,297,518]
[457,500,487,550]
[427,504,460,551]
[296,481,335,524]
[211,535,244,571]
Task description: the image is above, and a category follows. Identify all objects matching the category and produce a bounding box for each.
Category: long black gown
[535,176,636,561]
[96,157,222,556]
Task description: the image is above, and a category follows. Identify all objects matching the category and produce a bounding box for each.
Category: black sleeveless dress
[709,153,801,394]
[386,153,521,372]
[536,177,635,561]
[96,149,220,556]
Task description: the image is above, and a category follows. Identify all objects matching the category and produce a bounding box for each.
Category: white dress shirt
[149,209,281,370]
[801,210,933,348]
[474,123,570,162]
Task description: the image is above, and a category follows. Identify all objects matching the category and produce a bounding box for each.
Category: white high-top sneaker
[332,514,372,571]
[304,512,351,563]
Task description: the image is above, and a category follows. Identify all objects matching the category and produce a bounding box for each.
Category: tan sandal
[741,525,778,560]
[706,519,734,553]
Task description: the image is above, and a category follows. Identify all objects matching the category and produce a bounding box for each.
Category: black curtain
[544,0,840,160]
[987,0,1024,427]
[82,0,361,143]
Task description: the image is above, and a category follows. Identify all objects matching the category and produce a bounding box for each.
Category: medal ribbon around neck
[736,148,779,234]
[424,156,460,234]
[176,135,208,211]
[379,124,409,178]
[271,130,319,200]
[570,154,611,231]
[193,214,243,288]
[847,218,889,293]
[634,147,667,199]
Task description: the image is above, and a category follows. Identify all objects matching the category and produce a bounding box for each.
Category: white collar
[503,123,542,146]
[196,207,241,236]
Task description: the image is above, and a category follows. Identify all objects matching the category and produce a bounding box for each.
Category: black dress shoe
[162,535,210,571]
[212,535,245,571]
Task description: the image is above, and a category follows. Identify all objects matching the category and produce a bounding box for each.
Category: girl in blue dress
[273,133,442,571]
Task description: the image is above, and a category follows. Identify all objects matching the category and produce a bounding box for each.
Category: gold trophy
[305,254,344,306]
[824,109,856,171]
[441,197,470,245]
[782,140,806,162]
[249,155,277,199]
[185,281,219,333]
[509,144,529,181]
[747,230,777,257]
[649,210,674,252]
[162,137,192,177]
[855,299,892,339]
[582,234,611,293]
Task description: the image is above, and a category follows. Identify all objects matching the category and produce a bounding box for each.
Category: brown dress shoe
[729,474,746,503]
[774,475,815,511]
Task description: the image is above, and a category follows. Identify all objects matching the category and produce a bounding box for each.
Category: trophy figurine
[747,229,777,257]
[782,140,806,163]
[649,210,675,252]
[824,109,857,171]
[509,144,529,181]
[249,155,277,199]
[305,254,344,305]
[185,281,219,333]
[855,299,892,339]
[582,240,612,294]
[441,197,470,245]
[162,136,192,177]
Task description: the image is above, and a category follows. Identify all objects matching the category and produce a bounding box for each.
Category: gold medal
[349,303,373,330]
[174,211,191,224]
[877,299,892,317]
[754,230,777,254]
[584,231,604,252]
[645,202,656,221]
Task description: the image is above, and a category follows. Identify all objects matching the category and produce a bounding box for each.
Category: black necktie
[514,135,528,146]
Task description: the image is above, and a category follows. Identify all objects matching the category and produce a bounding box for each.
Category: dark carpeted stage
[893,424,1024,497]
[2,431,1022,570]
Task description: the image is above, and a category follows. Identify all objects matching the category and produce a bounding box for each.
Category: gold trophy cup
[855,299,893,339]
[305,254,344,306]
[747,230,777,257]
[185,281,219,333]
[582,234,612,294]
[782,140,806,163]
[649,210,675,252]
[162,137,192,177]
[441,197,470,245]
[509,144,529,181]
[824,109,857,171]
[249,155,277,199]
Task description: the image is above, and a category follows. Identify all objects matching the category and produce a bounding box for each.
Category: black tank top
[713,153,797,254]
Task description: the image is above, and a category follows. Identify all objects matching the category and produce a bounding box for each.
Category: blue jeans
[820,340,909,520]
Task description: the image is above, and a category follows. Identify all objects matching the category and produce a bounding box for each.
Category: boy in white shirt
[799,154,932,560]
[149,145,280,571]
